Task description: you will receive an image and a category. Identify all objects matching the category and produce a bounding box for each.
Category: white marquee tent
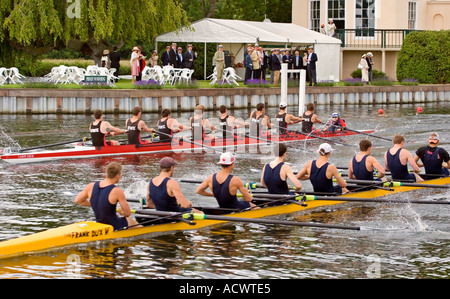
[156,18,342,81]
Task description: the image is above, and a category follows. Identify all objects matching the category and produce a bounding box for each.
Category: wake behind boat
[0,129,375,164]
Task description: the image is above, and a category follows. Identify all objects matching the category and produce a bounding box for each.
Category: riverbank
[0,84,449,114]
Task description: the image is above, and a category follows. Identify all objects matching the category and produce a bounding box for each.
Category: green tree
[0,0,188,66]
[396,30,450,84]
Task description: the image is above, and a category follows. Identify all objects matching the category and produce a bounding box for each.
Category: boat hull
[0,176,448,259]
[0,130,374,164]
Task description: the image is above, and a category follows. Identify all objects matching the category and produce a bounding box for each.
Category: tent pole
[204,42,207,80]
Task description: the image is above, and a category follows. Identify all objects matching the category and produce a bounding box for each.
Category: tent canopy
[156,18,341,45]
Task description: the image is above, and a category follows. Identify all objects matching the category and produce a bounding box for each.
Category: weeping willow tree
[0,0,188,68]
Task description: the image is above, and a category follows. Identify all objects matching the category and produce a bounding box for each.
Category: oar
[330,125,391,142]
[244,193,450,205]
[335,178,450,189]
[135,209,361,231]
[156,130,220,152]
[18,137,90,152]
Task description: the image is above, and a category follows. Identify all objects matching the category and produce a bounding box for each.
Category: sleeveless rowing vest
[302,111,314,133]
[249,111,265,137]
[275,112,288,135]
[149,177,183,212]
[263,162,289,194]
[90,181,127,230]
[190,116,204,141]
[386,148,416,181]
[126,119,144,145]
[351,155,374,180]
[212,174,250,210]
[423,147,449,176]
[219,115,233,139]
[310,161,342,193]
[90,121,107,147]
[157,118,173,142]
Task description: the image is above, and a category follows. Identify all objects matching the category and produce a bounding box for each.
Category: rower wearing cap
[125,107,155,145]
[157,109,185,143]
[146,157,200,213]
[75,162,141,230]
[301,103,322,133]
[324,112,346,133]
[249,102,272,138]
[414,133,450,179]
[384,134,423,182]
[296,143,349,194]
[90,109,126,147]
[190,104,216,141]
[348,140,386,181]
[274,102,303,135]
[196,152,256,210]
[261,143,302,194]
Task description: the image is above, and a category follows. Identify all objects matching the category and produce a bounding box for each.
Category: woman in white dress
[360,54,369,83]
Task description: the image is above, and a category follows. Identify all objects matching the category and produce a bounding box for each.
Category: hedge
[396,30,450,84]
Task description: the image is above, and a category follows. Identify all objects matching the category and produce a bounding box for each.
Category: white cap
[218,152,235,165]
[279,102,287,108]
[318,143,334,155]
[429,132,440,144]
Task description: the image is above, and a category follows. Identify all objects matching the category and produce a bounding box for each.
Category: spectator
[292,50,302,80]
[320,24,326,35]
[149,50,158,67]
[169,43,178,67]
[260,47,269,81]
[161,46,170,66]
[360,54,369,83]
[282,49,293,79]
[327,19,336,37]
[109,46,120,82]
[137,46,146,81]
[366,52,374,83]
[184,44,197,70]
[213,45,225,82]
[101,50,110,68]
[244,47,253,84]
[251,44,262,79]
[130,46,140,84]
[176,47,184,68]
[306,46,318,86]
[270,48,281,85]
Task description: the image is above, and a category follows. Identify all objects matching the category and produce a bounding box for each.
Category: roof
[156,18,341,45]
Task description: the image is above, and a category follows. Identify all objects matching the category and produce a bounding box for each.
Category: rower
[190,104,216,141]
[301,103,322,133]
[274,102,303,135]
[218,105,248,140]
[146,157,201,213]
[196,152,256,210]
[348,139,386,181]
[296,143,349,194]
[157,109,185,142]
[261,143,302,194]
[384,134,424,182]
[249,102,271,138]
[414,132,450,179]
[75,162,141,230]
[125,107,155,145]
[90,109,126,147]
[324,112,346,133]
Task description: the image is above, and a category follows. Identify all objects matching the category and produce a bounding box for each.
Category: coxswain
[156,109,186,142]
[249,102,272,138]
[384,134,424,182]
[218,105,249,140]
[296,143,349,194]
[414,132,450,179]
[190,104,216,141]
[75,162,141,230]
[196,152,256,210]
[348,139,386,181]
[324,112,346,133]
[261,143,302,194]
[146,157,201,213]
[274,102,303,135]
[125,107,155,145]
[90,109,126,147]
[301,103,322,133]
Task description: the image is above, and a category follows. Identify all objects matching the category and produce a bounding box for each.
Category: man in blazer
[270,49,281,85]
[169,43,178,67]
[306,46,318,86]
[184,44,197,70]
[161,46,170,66]
[292,50,302,81]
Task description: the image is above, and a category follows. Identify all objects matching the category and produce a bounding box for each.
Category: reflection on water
[0,103,450,278]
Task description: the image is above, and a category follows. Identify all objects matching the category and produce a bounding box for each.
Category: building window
[355,0,376,37]
[310,0,321,32]
[328,0,345,20]
[408,1,417,29]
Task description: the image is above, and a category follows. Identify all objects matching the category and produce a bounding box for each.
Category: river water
[0,102,449,279]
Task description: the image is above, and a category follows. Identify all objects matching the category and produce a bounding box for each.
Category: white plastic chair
[141,66,152,81]
[179,68,194,84]
[223,67,241,86]
[7,67,26,84]
[162,65,175,85]
[208,67,218,85]
[0,68,7,85]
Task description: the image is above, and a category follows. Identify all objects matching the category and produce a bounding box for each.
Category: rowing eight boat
[0,129,374,164]
[0,176,448,259]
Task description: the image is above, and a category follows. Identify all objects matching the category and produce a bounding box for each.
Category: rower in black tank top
[302,111,314,133]
[275,112,288,135]
[219,115,234,139]
[126,119,144,145]
[90,121,111,147]
[157,118,173,142]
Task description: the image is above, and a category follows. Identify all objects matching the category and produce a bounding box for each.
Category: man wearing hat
[213,45,225,81]
[146,157,199,213]
[414,133,450,179]
[270,49,281,85]
[161,45,171,66]
[274,102,303,135]
[169,43,178,67]
[176,47,184,68]
[184,44,197,70]
[327,19,336,37]
[296,143,349,194]
[366,52,374,83]
[196,152,256,210]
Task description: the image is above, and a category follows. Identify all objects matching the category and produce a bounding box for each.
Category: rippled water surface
[0,102,449,279]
